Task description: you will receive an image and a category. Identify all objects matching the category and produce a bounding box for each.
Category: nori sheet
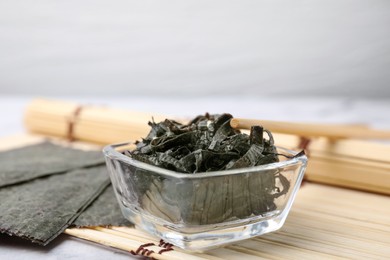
[72,185,131,227]
[0,166,110,245]
[0,142,105,188]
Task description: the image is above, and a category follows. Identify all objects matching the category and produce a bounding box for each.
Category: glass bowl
[103,142,307,251]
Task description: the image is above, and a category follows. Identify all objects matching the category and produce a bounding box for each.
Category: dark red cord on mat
[298,136,312,157]
[298,136,312,185]
[129,239,175,258]
[158,247,174,254]
[130,243,156,259]
[67,106,83,142]
[158,239,174,254]
[158,239,173,248]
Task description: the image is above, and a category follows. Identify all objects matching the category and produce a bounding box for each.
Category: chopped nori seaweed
[0,166,110,245]
[73,185,131,227]
[124,113,294,225]
[0,142,105,188]
[128,113,279,173]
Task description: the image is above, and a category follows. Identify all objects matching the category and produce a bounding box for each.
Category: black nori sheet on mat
[0,142,105,188]
[73,185,131,227]
[0,166,110,245]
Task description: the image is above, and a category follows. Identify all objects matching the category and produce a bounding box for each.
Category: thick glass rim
[103,142,307,179]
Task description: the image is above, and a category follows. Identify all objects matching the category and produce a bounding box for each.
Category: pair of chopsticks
[230,118,390,140]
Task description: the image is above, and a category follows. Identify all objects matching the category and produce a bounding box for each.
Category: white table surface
[1,95,390,259]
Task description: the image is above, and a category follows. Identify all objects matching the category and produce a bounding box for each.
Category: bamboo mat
[10,98,390,258]
[273,133,390,195]
[1,134,389,259]
[23,98,390,195]
[65,183,390,259]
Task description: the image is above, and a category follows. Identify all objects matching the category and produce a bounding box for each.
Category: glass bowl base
[121,206,289,251]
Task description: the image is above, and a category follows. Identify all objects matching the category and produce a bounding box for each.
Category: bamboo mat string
[129,240,175,258]
[158,239,174,254]
[67,105,84,142]
[130,242,156,258]
[297,136,312,185]
[298,137,312,157]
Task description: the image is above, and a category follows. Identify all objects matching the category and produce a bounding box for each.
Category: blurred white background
[0,0,389,97]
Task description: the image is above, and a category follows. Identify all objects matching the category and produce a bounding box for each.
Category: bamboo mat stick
[276,222,390,257]
[286,213,390,243]
[272,133,390,195]
[258,232,385,259]
[306,159,390,194]
[224,244,282,259]
[95,227,222,260]
[273,133,390,162]
[309,151,390,170]
[230,118,390,139]
[206,248,269,260]
[64,228,205,260]
[24,98,165,143]
[112,226,159,239]
[229,240,337,259]
[112,226,245,260]
[309,138,390,163]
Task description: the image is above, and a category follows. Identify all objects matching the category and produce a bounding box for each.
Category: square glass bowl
[103,143,307,251]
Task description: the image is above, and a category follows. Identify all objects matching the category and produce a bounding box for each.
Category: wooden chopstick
[230,118,390,140]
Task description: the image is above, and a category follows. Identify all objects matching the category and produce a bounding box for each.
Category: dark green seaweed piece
[73,185,131,227]
[0,166,110,245]
[0,142,105,188]
[226,144,264,169]
[250,126,264,145]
